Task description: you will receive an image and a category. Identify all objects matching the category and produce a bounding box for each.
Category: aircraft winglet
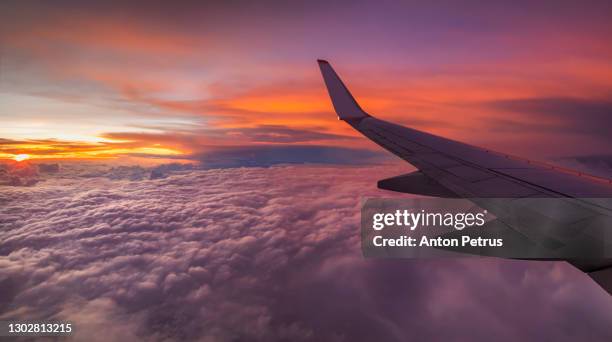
[317,60,370,120]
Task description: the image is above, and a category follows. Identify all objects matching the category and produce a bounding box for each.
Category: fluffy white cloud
[1,164,611,341]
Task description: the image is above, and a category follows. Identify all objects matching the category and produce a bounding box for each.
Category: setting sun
[13,154,30,162]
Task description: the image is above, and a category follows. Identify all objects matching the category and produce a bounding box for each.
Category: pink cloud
[1,163,611,340]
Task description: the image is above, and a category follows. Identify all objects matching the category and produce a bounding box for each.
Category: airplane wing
[317,59,612,294]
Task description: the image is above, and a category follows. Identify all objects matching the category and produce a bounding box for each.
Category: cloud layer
[1,164,612,341]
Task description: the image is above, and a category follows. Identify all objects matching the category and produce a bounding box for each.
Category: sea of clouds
[1,164,612,341]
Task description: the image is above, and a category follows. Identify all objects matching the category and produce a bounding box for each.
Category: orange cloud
[7,15,199,57]
[0,138,183,161]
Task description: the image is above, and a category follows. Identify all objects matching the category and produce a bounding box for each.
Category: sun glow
[13,154,30,162]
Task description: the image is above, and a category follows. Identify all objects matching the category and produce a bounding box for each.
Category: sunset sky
[3,2,612,340]
[1,1,611,163]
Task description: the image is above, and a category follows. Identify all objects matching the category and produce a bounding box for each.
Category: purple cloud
[1,164,611,341]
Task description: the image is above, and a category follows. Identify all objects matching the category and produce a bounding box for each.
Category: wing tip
[317,59,369,120]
